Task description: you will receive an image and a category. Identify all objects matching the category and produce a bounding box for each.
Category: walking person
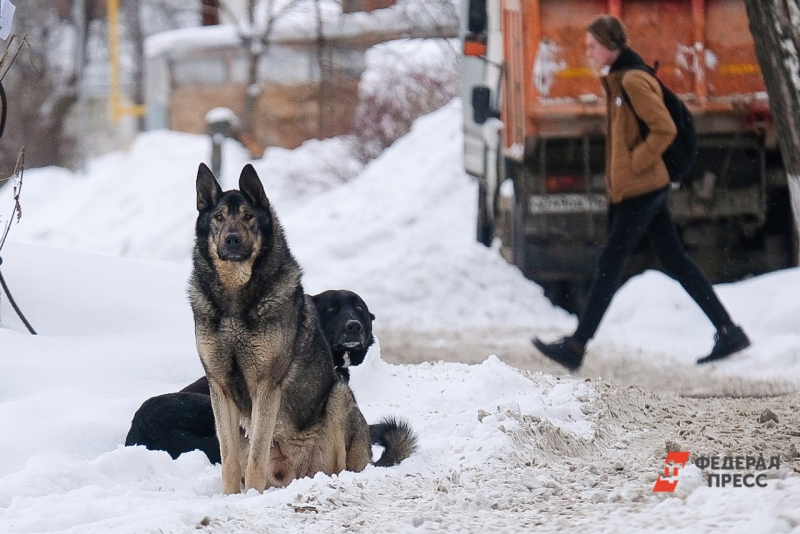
[532,15,750,371]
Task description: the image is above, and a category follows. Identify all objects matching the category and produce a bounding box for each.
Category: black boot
[697,324,750,365]
[532,336,585,371]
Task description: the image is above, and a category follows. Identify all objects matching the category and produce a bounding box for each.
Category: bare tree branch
[0,148,26,254]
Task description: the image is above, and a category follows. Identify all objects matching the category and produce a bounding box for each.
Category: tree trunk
[743,0,800,260]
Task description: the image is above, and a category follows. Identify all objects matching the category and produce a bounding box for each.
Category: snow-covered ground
[1,101,800,532]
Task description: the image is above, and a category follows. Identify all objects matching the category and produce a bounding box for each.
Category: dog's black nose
[225,233,241,248]
[345,320,363,333]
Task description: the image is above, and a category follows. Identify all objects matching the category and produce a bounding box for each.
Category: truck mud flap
[523,242,601,280]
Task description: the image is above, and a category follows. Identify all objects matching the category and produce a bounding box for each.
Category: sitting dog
[190,164,409,493]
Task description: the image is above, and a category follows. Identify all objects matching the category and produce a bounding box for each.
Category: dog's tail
[369,416,418,467]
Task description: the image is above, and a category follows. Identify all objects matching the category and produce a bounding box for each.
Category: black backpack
[621,66,698,184]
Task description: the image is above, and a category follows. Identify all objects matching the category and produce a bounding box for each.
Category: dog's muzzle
[334,320,366,349]
[218,232,252,261]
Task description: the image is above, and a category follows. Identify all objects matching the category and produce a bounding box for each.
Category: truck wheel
[477,180,494,247]
[788,218,799,267]
[763,187,799,270]
[510,183,526,272]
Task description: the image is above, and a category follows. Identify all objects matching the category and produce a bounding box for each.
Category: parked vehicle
[460,0,797,312]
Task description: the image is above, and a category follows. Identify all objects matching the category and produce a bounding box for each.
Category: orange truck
[461,0,797,312]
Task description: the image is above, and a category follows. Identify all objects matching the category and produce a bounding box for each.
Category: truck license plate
[528,194,607,214]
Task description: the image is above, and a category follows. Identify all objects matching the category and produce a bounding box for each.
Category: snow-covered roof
[145,0,458,58]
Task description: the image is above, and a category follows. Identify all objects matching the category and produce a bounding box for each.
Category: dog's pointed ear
[197,163,223,212]
[239,164,269,209]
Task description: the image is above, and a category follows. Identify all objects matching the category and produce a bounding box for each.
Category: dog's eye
[326,307,337,313]
[243,212,254,221]
[356,306,363,312]
[213,213,224,222]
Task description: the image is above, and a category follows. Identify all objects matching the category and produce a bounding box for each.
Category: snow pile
[281,101,570,329]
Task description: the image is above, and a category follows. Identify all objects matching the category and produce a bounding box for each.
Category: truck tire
[540,279,593,315]
[477,179,494,247]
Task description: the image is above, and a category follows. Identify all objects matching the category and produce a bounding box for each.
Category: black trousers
[572,186,733,344]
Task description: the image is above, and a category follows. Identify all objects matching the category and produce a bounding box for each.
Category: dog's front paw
[222,462,243,494]
[244,464,268,493]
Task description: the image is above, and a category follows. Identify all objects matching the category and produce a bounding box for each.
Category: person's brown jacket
[601,66,676,204]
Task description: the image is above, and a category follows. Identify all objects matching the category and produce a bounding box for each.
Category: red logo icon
[653,451,691,492]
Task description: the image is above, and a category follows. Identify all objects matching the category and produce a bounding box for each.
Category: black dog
[125,289,376,463]
[312,289,376,383]
[124,392,221,464]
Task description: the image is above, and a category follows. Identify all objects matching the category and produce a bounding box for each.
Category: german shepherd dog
[190,163,415,493]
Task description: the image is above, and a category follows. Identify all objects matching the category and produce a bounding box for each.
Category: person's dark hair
[587,15,627,51]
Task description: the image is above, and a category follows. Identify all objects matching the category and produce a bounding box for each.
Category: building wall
[169,78,361,152]
[158,43,365,153]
